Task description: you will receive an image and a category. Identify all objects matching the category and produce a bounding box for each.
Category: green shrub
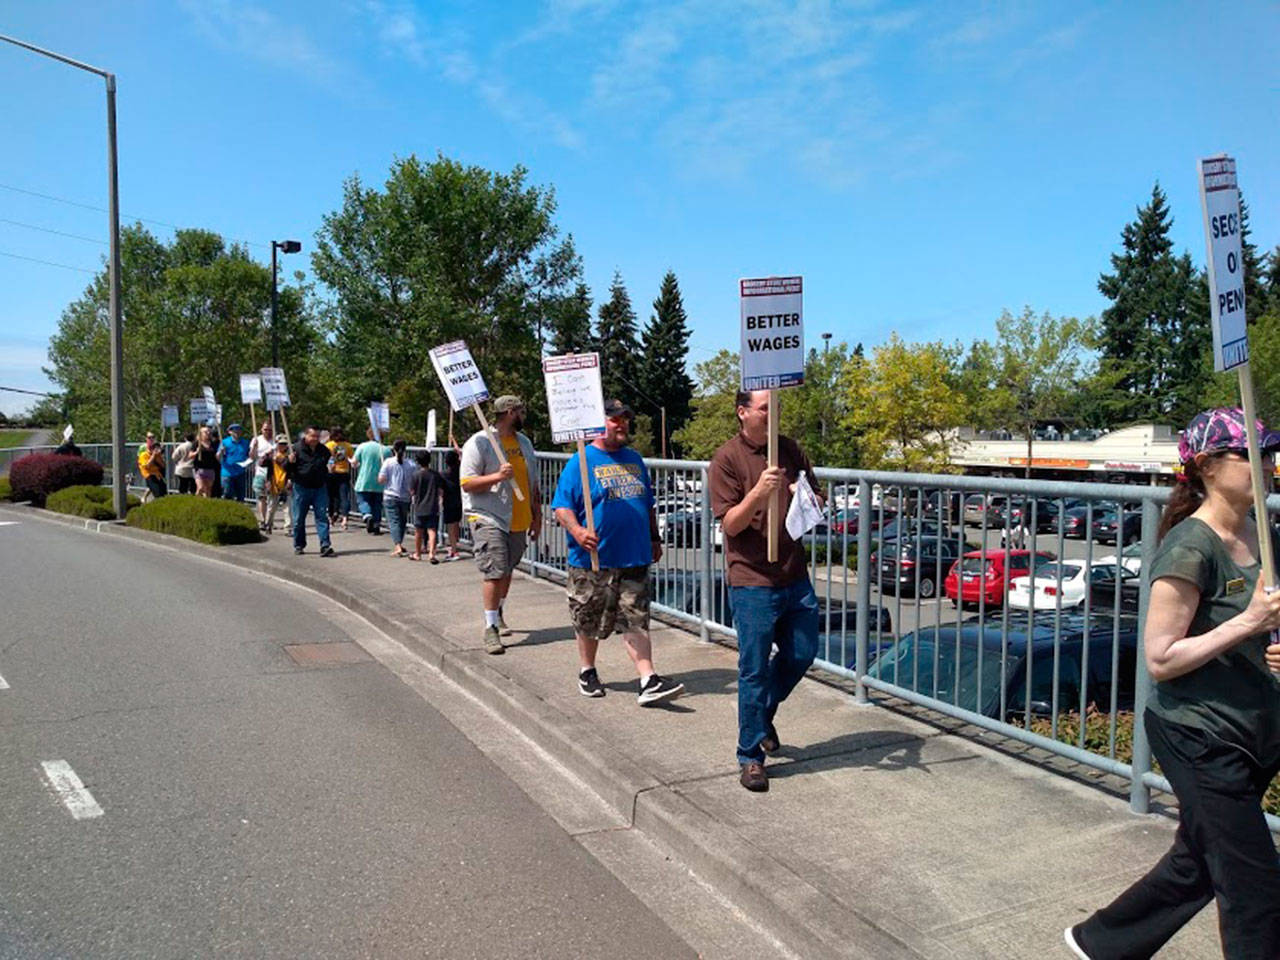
[126,494,261,545]
[46,484,141,520]
[0,476,10,501]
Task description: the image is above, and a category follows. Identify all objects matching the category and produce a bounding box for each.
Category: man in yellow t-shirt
[325,425,355,531]
[137,432,167,500]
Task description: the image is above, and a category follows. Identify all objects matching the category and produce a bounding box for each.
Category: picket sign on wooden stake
[472,405,525,502]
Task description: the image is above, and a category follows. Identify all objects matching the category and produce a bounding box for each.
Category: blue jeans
[729,577,820,765]
[221,472,247,502]
[327,473,351,520]
[384,496,409,546]
[356,490,383,529]
[293,484,331,551]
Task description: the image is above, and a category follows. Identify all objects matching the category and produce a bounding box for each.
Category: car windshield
[1037,562,1082,581]
[867,632,1007,716]
[960,557,990,575]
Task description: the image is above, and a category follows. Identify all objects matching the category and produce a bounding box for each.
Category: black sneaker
[637,674,684,706]
[761,726,780,755]
[294,546,304,555]
[364,515,375,534]
[578,668,605,698]
[320,545,337,558]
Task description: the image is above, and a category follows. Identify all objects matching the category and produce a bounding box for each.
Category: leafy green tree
[842,334,963,472]
[986,308,1095,476]
[310,154,582,448]
[594,272,641,403]
[670,349,738,460]
[638,271,695,454]
[46,225,317,442]
[779,343,858,468]
[1096,184,1208,424]
[1262,245,1280,317]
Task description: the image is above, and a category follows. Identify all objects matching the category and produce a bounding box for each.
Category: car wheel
[919,577,936,599]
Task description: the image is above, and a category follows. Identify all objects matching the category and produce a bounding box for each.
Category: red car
[944,549,1055,607]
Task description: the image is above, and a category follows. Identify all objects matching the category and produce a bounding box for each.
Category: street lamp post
[0,33,126,519]
[820,332,832,439]
[270,240,301,367]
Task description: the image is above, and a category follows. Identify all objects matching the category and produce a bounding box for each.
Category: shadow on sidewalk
[767,731,955,779]
[513,626,577,647]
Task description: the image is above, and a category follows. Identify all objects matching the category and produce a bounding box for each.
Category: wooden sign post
[1198,156,1277,598]
[740,276,805,563]
[260,367,293,453]
[430,339,523,502]
[543,353,608,572]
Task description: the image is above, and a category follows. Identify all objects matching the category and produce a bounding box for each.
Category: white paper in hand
[786,470,824,540]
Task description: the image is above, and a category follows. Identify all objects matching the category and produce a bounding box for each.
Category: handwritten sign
[260,367,290,408]
[368,400,390,441]
[543,353,606,444]
[1198,156,1248,372]
[429,340,490,411]
[239,373,262,405]
[161,404,179,428]
[201,385,216,404]
[740,276,804,391]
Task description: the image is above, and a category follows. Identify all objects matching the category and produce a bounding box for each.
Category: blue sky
[2,0,1278,415]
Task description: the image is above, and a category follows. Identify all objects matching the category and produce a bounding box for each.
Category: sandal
[408,553,421,561]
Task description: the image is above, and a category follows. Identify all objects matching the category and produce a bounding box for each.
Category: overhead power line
[0,249,95,273]
[0,217,107,245]
[0,181,269,249]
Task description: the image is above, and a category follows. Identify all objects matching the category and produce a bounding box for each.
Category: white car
[1095,543,1143,576]
[1008,560,1134,611]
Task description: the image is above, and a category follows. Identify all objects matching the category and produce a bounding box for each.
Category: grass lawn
[0,430,34,449]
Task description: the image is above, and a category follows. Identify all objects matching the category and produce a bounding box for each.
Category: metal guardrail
[10,442,1279,828]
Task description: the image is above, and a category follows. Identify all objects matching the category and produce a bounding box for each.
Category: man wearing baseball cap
[218,422,251,502]
[551,399,684,705]
[459,394,541,654]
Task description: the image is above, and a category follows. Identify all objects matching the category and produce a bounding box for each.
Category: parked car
[872,537,966,599]
[1007,560,1136,611]
[1095,542,1143,575]
[1088,568,1142,614]
[875,517,954,545]
[989,497,1064,533]
[663,508,722,549]
[1061,506,1091,539]
[811,598,896,670]
[944,549,1056,607]
[865,612,1140,720]
[1091,508,1142,545]
[963,494,1007,527]
[831,508,896,537]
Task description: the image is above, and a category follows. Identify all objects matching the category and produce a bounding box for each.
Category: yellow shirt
[326,440,354,474]
[271,455,289,492]
[504,436,532,533]
[137,445,163,479]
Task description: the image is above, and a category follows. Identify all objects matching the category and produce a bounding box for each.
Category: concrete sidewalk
[19,507,1221,958]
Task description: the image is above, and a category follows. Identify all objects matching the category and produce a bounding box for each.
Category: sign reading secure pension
[543,353,606,444]
[429,340,490,411]
[260,367,290,410]
[739,276,804,391]
[1197,156,1248,372]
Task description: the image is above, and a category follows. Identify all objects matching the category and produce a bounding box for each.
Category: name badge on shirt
[1226,577,1246,596]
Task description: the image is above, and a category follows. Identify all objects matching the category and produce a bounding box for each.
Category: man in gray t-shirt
[460,394,541,654]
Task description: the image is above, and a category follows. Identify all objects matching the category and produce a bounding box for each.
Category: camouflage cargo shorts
[566,565,651,639]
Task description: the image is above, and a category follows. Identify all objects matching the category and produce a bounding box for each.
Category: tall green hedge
[46,484,140,520]
[126,494,261,545]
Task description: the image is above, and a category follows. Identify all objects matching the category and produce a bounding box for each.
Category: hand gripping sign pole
[740,276,805,563]
[543,353,607,572]
[1198,155,1278,616]
[429,340,523,502]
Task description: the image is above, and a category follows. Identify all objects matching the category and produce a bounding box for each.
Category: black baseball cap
[603,399,634,419]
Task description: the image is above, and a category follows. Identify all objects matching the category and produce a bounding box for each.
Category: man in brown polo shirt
[710,389,822,793]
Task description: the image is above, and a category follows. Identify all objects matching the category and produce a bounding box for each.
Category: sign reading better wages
[1198,156,1248,372]
[543,353,606,444]
[429,340,490,411]
[740,276,804,391]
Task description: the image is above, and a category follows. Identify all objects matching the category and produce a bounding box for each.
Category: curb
[5,503,955,959]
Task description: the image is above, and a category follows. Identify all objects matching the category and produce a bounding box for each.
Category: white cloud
[180,0,343,83]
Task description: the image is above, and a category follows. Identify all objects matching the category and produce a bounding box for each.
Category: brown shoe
[739,761,768,793]
[760,730,780,755]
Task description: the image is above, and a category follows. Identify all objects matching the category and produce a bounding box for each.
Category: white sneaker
[1063,926,1090,959]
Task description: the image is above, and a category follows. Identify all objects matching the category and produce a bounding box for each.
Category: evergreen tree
[1264,245,1280,317]
[547,281,594,355]
[1096,183,1206,424]
[1240,196,1266,324]
[639,271,695,454]
[595,272,640,402]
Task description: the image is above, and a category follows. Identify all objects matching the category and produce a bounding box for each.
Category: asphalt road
[0,518,695,959]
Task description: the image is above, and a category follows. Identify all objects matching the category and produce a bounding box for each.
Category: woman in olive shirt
[1068,408,1280,960]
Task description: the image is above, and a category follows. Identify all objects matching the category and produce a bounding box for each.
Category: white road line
[0,671,8,689]
[0,521,21,526]
[40,760,104,820]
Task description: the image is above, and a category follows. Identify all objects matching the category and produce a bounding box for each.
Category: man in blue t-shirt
[218,423,252,502]
[551,399,684,706]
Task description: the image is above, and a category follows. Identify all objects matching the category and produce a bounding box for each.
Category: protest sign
[1198,157,1248,373]
[239,373,262,405]
[367,401,390,442]
[426,410,437,449]
[201,385,215,404]
[260,367,290,407]
[543,353,606,444]
[429,339,521,501]
[543,353,607,570]
[161,405,179,428]
[429,340,490,411]
[189,398,210,424]
[214,403,222,426]
[739,276,804,562]
[1197,154,1277,628]
[62,424,73,442]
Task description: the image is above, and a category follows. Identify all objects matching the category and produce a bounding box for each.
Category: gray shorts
[566,566,651,639]
[472,520,527,581]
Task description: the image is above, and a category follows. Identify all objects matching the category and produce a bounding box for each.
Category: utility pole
[0,34,126,519]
